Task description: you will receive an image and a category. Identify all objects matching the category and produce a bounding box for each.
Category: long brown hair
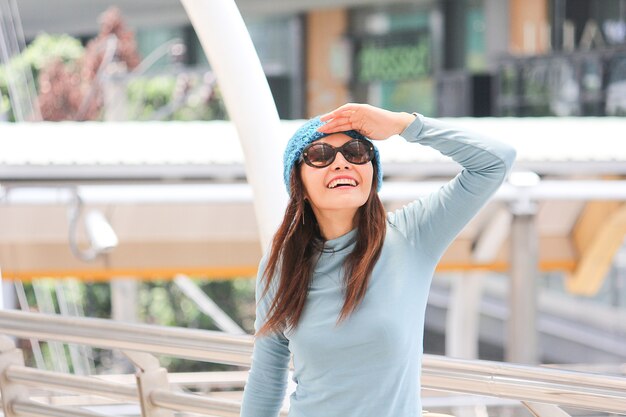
[256,160,386,337]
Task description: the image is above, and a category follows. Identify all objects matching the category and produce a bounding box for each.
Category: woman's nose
[331,151,351,169]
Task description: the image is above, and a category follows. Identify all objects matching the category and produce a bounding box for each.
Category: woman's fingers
[319,122,353,133]
[319,103,361,121]
[318,107,366,131]
[319,112,352,124]
[319,115,351,126]
[316,103,410,140]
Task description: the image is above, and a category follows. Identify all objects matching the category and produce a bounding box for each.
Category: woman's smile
[327,175,359,189]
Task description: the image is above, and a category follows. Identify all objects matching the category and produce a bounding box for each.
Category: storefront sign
[354,32,430,82]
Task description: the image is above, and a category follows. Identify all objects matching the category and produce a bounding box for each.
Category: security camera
[85,210,119,253]
[68,193,119,262]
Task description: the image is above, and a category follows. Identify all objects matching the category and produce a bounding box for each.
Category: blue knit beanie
[283,116,383,196]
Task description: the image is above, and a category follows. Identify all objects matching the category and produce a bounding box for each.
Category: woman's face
[299,133,374,216]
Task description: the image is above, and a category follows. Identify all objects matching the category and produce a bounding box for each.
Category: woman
[240,103,516,417]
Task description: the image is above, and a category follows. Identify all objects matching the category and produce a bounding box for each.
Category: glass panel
[580,56,604,116]
[135,28,184,72]
[521,59,551,116]
[377,78,435,115]
[351,3,433,36]
[606,54,626,116]
[466,2,486,71]
[245,15,296,75]
[581,57,603,94]
[517,57,580,116]
[499,62,519,98]
[547,58,580,116]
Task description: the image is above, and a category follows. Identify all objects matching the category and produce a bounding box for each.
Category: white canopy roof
[1,118,625,181]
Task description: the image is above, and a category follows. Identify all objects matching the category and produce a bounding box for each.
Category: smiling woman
[299,132,375,240]
[240,102,517,417]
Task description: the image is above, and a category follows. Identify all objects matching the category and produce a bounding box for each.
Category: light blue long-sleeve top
[240,113,517,417]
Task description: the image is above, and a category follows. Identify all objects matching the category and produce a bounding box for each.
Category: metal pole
[0,310,253,366]
[6,365,137,400]
[506,202,539,364]
[111,277,139,374]
[124,351,174,417]
[55,280,93,376]
[0,337,28,417]
[445,272,484,359]
[11,399,105,417]
[150,389,258,417]
[32,280,69,373]
[179,0,287,251]
[422,355,626,414]
[174,275,246,335]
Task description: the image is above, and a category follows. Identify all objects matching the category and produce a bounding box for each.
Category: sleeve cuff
[399,112,426,142]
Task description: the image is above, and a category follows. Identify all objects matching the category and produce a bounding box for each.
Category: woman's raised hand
[317,103,416,141]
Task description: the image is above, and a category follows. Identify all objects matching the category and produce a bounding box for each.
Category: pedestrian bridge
[0,310,624,417]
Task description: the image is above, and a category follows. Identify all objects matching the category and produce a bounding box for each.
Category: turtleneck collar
[321,227,358,253]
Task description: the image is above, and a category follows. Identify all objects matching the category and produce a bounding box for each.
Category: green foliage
[18,277,255,374]
[83,282,112,318]
[1,32,227,122]
[0,33,84,121]
[126,72,228,121]
[127,75,177,116]
[137,278,255,331]
[18,33,83,73]
[137,277,254,372]
[0,33,83,84]
[0,93,9,117]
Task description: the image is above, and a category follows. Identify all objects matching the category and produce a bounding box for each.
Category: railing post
[125,351,175,417]
[0,336,29,417]
[507,197,539,364]
[522,401,572,417]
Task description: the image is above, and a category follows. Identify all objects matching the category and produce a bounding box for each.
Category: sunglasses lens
[302,139,374,167]
[343,140,373,164]
[305,143,335,167]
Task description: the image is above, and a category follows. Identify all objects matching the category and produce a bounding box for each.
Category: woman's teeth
[328,178,357,189]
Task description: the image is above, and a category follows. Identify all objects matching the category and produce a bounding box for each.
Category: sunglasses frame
[300,138,375,168]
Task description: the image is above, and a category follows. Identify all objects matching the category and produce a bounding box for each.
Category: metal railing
[0,310,625,416]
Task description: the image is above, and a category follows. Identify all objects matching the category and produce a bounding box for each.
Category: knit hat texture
[283,116,383,196]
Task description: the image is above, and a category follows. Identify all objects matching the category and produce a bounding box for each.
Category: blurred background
[3,0,626,123]
[0,1,625,416]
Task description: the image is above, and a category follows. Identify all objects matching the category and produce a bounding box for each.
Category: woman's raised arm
[388,113,516,260]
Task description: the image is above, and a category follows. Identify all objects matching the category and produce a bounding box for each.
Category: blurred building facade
[13,0,626,119]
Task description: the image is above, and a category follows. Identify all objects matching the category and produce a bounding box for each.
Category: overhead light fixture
[68,192,118,262]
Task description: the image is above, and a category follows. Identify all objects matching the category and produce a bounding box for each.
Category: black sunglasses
[300,138,375,168]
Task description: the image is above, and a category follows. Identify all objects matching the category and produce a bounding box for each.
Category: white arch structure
[179,0,287,251]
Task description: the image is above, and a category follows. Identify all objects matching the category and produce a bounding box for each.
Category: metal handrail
[151,389,243,417]
[5,365,285,417]
[1,310,626,414]
[0,309,251,366]
[6,365,138,401]
[423,356,626,413]
[11,399,104,417]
